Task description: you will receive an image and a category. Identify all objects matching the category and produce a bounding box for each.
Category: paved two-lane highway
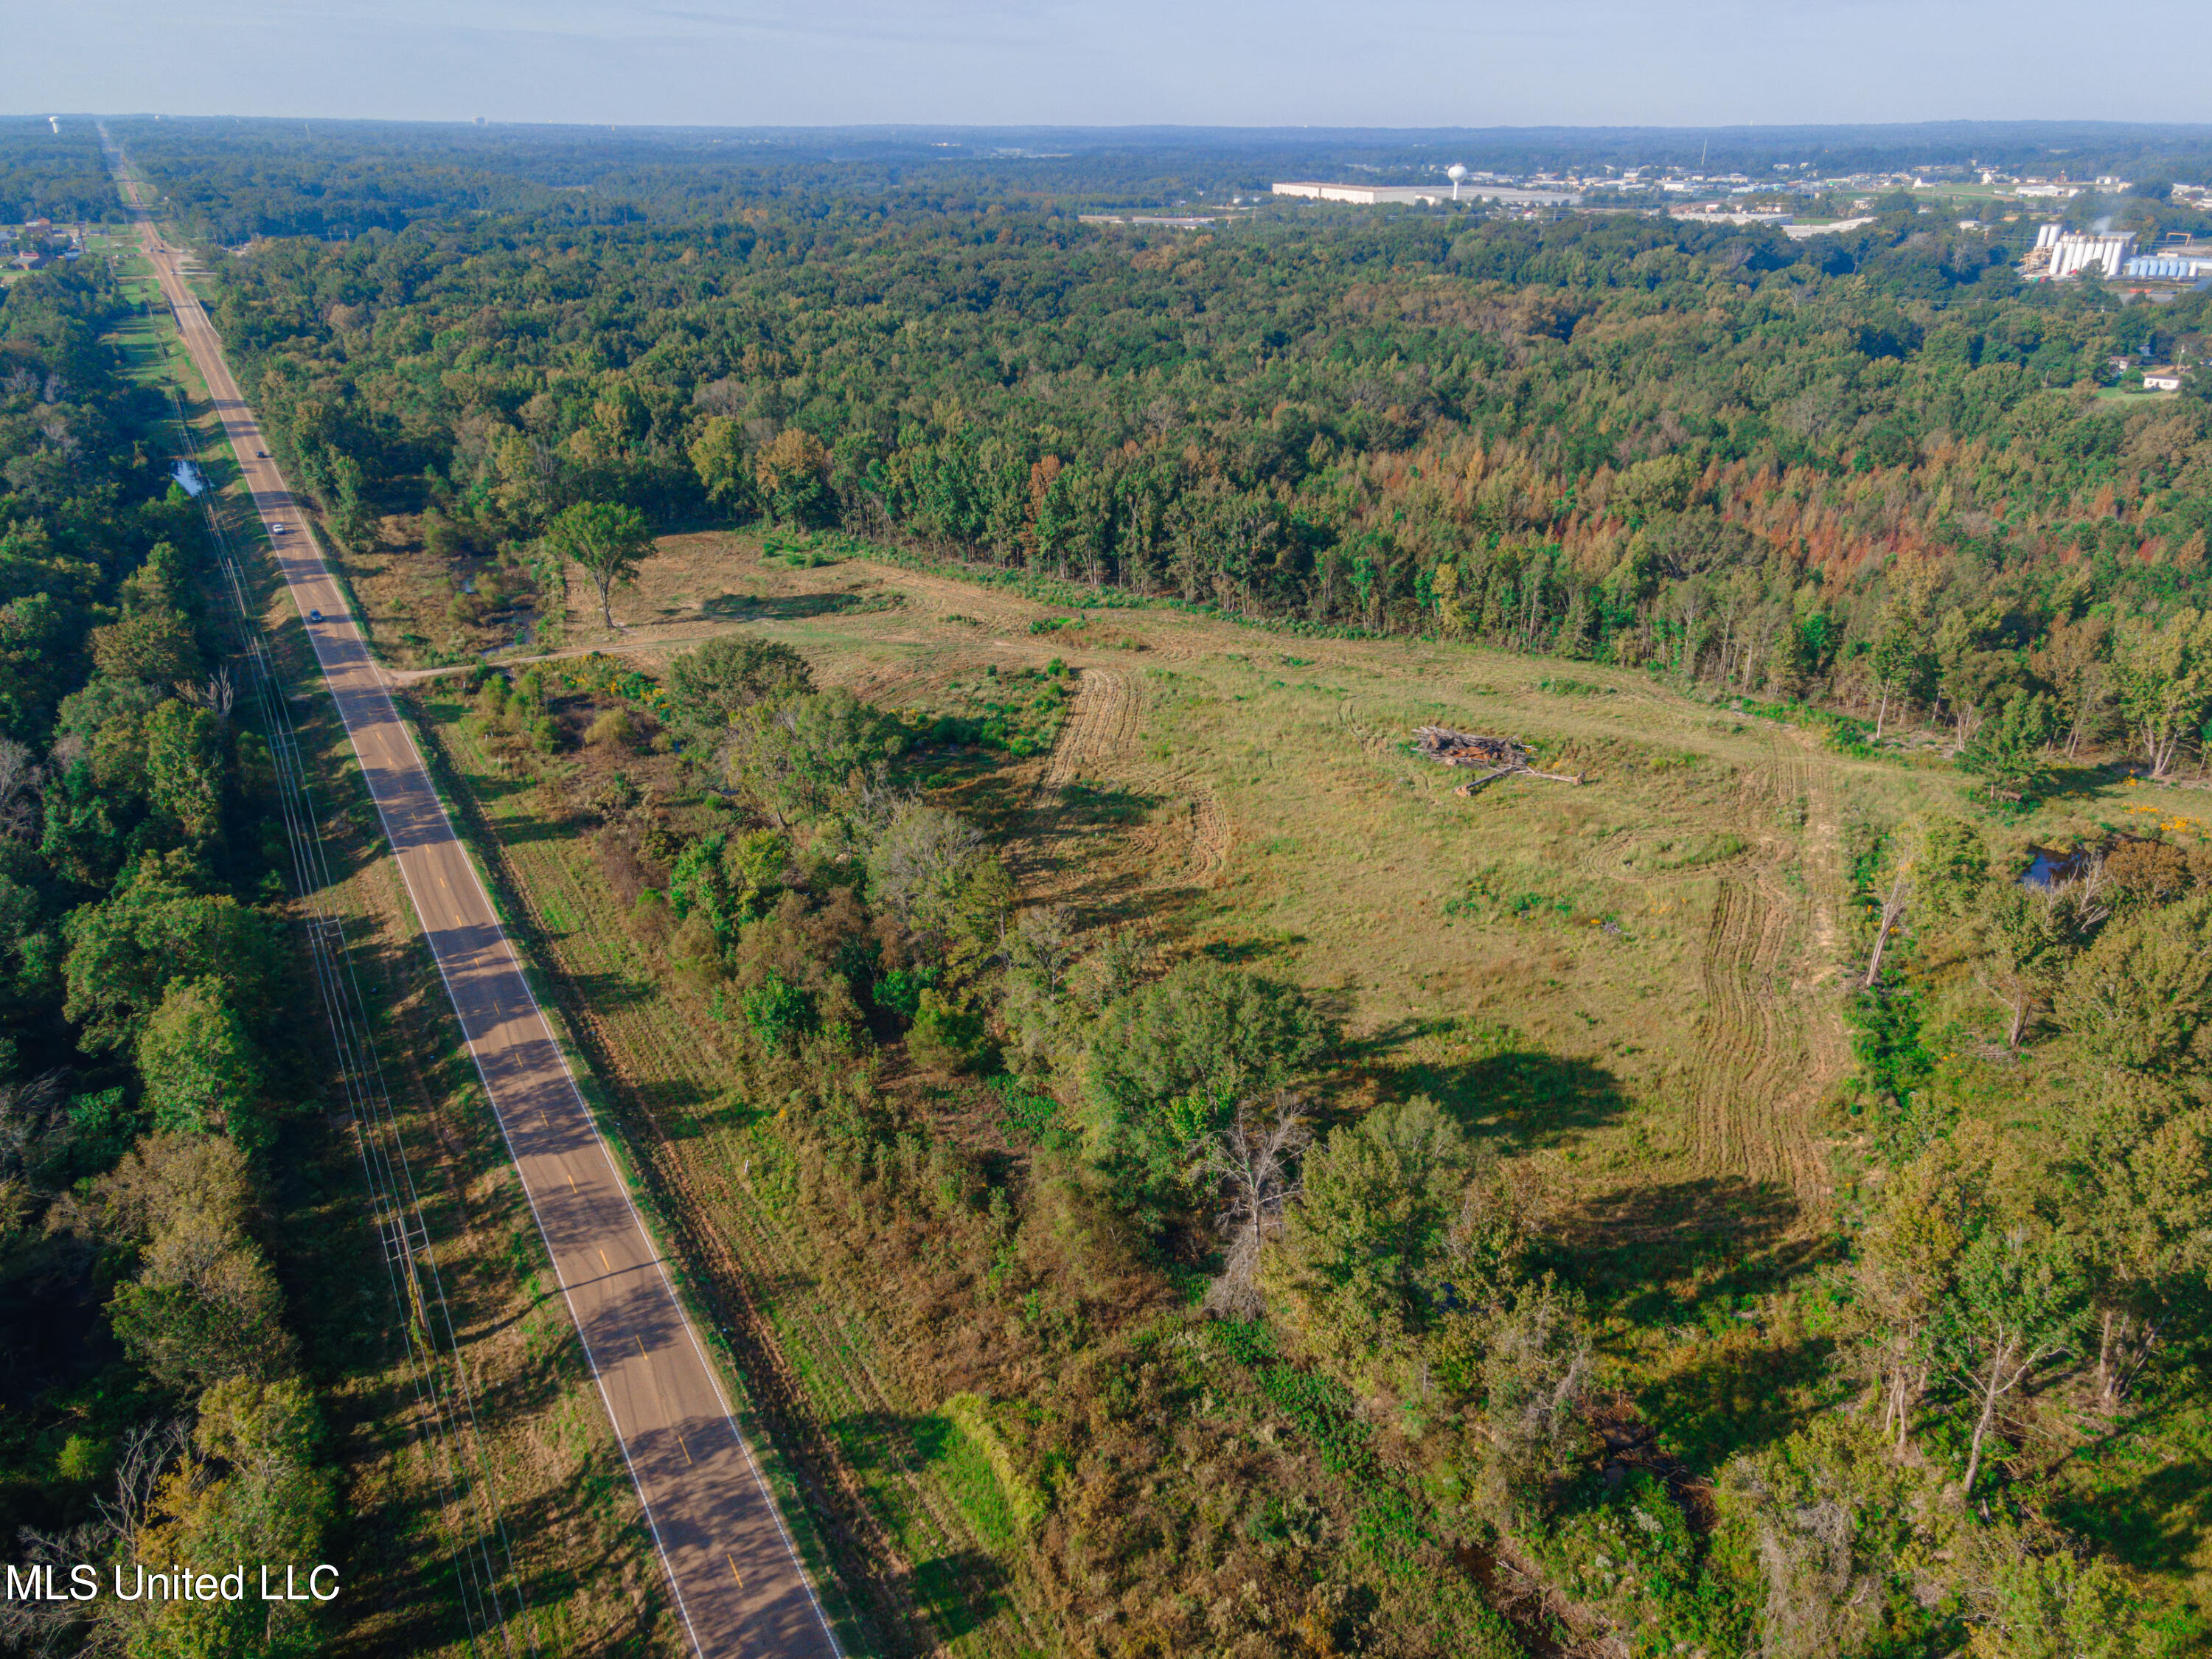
[105,137,841,1659]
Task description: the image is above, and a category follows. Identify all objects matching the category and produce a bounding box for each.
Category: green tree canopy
[667,633,813,729]
[1271,1096,1499,1363]
[543,500,655,628]
[2056,892,2212,1071]
[727,686,902,827]
[136,975,268,1151]
[62,869,283,1053]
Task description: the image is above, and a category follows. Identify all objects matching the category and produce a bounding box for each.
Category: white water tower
[1448,163,1467,201]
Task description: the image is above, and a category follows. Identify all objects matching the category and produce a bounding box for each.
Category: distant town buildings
[1071,165,2191,256]
[1272,181,1579,207]
[1782,217,1877,239]
[9,218,85,271]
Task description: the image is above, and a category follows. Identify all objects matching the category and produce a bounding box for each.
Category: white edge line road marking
[359,646,844,1657]
[143,248,845,1658]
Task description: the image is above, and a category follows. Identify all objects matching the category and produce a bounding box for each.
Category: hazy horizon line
[18,114,2212,137]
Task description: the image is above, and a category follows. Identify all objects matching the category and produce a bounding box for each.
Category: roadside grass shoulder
[409,689,1046,1657]
[117,286,687,1658]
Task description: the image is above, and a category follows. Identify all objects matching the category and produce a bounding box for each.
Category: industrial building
[2028,224,2136,280]
[1783,216,1876,239]
[2123,254,2212,281]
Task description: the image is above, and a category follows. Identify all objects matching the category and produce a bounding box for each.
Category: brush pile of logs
[1413,727,1585,796]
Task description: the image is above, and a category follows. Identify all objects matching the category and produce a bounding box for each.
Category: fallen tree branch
[1454,765,1523,796]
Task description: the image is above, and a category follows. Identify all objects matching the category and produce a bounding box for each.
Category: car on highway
[307,609,322,624]
[270,523,286,534]
[257,450,268,458]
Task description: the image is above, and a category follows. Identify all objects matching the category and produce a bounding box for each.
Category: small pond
[2023,846,2085,888]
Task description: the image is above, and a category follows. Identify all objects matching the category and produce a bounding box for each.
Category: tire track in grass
[1023,666,1231,900]
[1040,667,1138,788]
[1683,740,1841,1206]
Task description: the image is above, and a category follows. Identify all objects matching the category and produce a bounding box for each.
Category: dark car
[257,450,268,458]
[307,609,322,625]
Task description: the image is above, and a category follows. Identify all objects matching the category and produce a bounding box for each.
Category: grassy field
[105,276,689,1658]
[360,521,2212,1638]
[476,525,1919,1215]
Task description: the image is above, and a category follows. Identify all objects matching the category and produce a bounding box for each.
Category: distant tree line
[181,187,2212,770]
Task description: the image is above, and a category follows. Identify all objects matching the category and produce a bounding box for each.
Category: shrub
[909,988,990,1073]
[874,964,934,1020]
[585,707,636,750]
[626,888,672,947]
[739,969,815,1054]
[989,1074,1062,1143]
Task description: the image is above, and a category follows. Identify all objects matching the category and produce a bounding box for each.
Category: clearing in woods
[469,526,1988,1222]
[388,524,2024,1646]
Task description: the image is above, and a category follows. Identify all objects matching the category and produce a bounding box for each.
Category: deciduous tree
[2109,607,2212,777]
[543,500,654,628]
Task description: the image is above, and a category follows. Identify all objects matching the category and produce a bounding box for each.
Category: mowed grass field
[567,527,1965,1216]
[386,525,2212,1632]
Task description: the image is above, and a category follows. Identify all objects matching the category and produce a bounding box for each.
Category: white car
[270,522,287,535]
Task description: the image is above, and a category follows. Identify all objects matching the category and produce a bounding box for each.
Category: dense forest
[0,264,334,1656]
[136,142,2212,782]
[0,122,120,226]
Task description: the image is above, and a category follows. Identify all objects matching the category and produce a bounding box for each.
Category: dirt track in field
[1682,738,1843,1206]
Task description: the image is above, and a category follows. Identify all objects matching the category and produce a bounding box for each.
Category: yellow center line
[599,1248,611,1272]
[567,1169,577,1192]
[676,1432,692,1465]
[727,1554,743,1589]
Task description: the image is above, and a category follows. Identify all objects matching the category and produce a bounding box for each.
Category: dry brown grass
[430,525,2013,1225]
[316,518,2212,1644]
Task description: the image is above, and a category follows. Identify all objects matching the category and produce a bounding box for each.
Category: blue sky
[13,0,2211,127]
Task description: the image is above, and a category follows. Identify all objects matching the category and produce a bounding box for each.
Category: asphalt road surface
[105,137,841,1659]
